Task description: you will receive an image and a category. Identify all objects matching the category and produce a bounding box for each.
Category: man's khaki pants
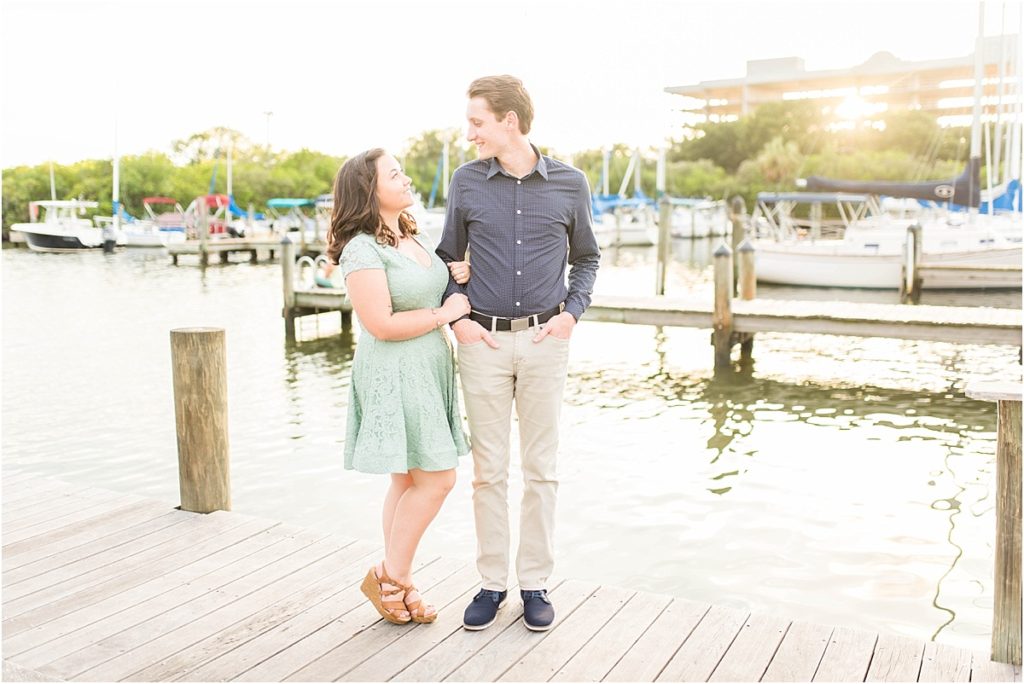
[457,327,570,591]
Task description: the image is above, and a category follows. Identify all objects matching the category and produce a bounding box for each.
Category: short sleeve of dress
[339,235,385,277]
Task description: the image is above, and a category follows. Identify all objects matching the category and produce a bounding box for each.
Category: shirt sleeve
[435,171,471,320]
[339,235,384,277]
[564,172,601,320]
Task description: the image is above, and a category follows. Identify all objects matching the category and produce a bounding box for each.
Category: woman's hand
[439,293,471,322]
[449,261,471,284]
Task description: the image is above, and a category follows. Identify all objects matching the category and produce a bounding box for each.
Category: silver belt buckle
[510,317,529,332]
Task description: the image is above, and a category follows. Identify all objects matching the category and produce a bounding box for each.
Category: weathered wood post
[729,196,747,293]
[170,328,230,513]
[198,203,209,267]
[966,380,1022,665]
[655,197,672,295]
[282,235,297,340]
[900,223,922,303]
[736,239,756,360]
[712,243,734,371]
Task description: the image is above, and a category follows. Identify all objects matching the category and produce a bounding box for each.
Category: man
[436,75,600,632]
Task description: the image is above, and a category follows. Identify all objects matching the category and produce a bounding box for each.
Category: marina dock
[3,471,1020,682]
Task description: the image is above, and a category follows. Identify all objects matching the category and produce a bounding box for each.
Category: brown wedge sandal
[360,562,411,625]
[402,583,437,624]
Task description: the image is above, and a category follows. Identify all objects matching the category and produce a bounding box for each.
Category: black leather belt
[469,304,564,332]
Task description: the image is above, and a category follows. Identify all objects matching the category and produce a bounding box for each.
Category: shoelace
[476,589,503,603]
[521,590,548,601]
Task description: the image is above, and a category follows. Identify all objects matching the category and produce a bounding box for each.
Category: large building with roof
[665,34,1020,129]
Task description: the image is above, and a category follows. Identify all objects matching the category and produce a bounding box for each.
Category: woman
[328,149,471,624]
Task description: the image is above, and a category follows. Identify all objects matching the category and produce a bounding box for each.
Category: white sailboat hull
[756,242,1022,289]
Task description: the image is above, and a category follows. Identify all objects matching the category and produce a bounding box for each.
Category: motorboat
[11,200,104,252]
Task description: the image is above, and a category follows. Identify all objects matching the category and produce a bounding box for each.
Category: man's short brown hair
[467,75,534,135]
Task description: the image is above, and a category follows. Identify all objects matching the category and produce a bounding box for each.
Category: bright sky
[1,0,1017,168]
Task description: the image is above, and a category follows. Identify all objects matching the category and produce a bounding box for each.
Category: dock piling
[656,197,672,295]
[713,243,734,371]
[198,204,209,267]
[737,239,757,360]
[282,235,296,340]
[170,327,230,513]
[900,224,923,303]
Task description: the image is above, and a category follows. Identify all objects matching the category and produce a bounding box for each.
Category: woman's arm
[345,269,469,342]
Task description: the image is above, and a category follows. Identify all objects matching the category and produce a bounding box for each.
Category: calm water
[2,242,1020,653]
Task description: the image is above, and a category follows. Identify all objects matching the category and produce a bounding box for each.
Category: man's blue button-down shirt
[435,146,600,321]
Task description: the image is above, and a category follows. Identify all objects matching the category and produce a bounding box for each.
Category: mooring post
[900,223,922,303]
[656,197,672,295]
[966,381,1023,665]
[729,196,747,293]
[737,239,756,361]
[713,243,734,371]
[170,328,230,513]
[282,235,297,340]
[198,203,209,267]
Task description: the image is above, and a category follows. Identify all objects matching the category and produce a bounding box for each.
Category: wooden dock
[2,472,1020,682]
[168,236,327,265]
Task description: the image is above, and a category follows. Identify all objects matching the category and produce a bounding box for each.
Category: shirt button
[516,240,522,245]
[516,209,521,215]
[517,180,522,185]
[515,302,520,306]
[516,271,521,275]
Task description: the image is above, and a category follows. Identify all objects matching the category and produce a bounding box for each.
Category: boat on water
[751,189,1021,290]
[12,200,104,252]
[119,197,187,248]
[669,197,731,238]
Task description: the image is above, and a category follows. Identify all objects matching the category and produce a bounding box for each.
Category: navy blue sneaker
[521,589,555,631]
[463,589,507,630]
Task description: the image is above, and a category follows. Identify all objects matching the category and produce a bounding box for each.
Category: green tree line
[3,105,974,236]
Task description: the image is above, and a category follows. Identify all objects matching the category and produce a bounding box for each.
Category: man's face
[465,96,513,160]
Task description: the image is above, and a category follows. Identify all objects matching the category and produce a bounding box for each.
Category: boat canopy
[804,158,981,208]
[143,197,179,205]
[200,194,230,207]
[592,193,655,214]
[267,198,315,209]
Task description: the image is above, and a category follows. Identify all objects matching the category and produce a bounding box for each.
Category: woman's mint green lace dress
[339,231,469,474]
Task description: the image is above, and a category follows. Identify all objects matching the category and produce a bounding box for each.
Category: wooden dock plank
[293,563,478,682]
[498,585,635,682]
[3,504,184,581]
[8,520,309,671]
[172,544,390,682]
[388,581,530,683]
[550,590,671,682]
[970,652,1022,682]
[918,641,972,682]
[586,295,1022,347]
[234,556,453,682]
[813,625,877,682]
[2,489,139,533]
[2,494,144,546]
[760,620,834,682]
[334,564,482,682]
[97,535,365,682]
[655,603,749,682]
[56,528,337,679]
[2,510,246,620]
[709,612,791,682]
[443,579,598,682]
[2,511,192,600]
[603,598,710,682]
[864,633,924,682]
[1,475,1008,684]
[2,498,166,562]
[1,513,268,639]
[166,539,377,681]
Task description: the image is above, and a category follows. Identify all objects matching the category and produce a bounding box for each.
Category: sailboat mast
[113,120,120,234]
[969,2,985,218]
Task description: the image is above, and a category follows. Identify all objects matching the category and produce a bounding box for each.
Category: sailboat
[752,18,1022,290]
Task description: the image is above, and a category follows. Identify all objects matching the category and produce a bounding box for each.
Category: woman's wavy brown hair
[326,148,418,264]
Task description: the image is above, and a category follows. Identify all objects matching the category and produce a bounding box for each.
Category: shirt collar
[486,143,549,181]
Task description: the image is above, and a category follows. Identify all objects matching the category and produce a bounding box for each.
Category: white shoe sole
[463,600,506,630]
[523,617,554,632]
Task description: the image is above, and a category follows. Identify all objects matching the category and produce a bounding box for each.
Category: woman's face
[375,154,414,214]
